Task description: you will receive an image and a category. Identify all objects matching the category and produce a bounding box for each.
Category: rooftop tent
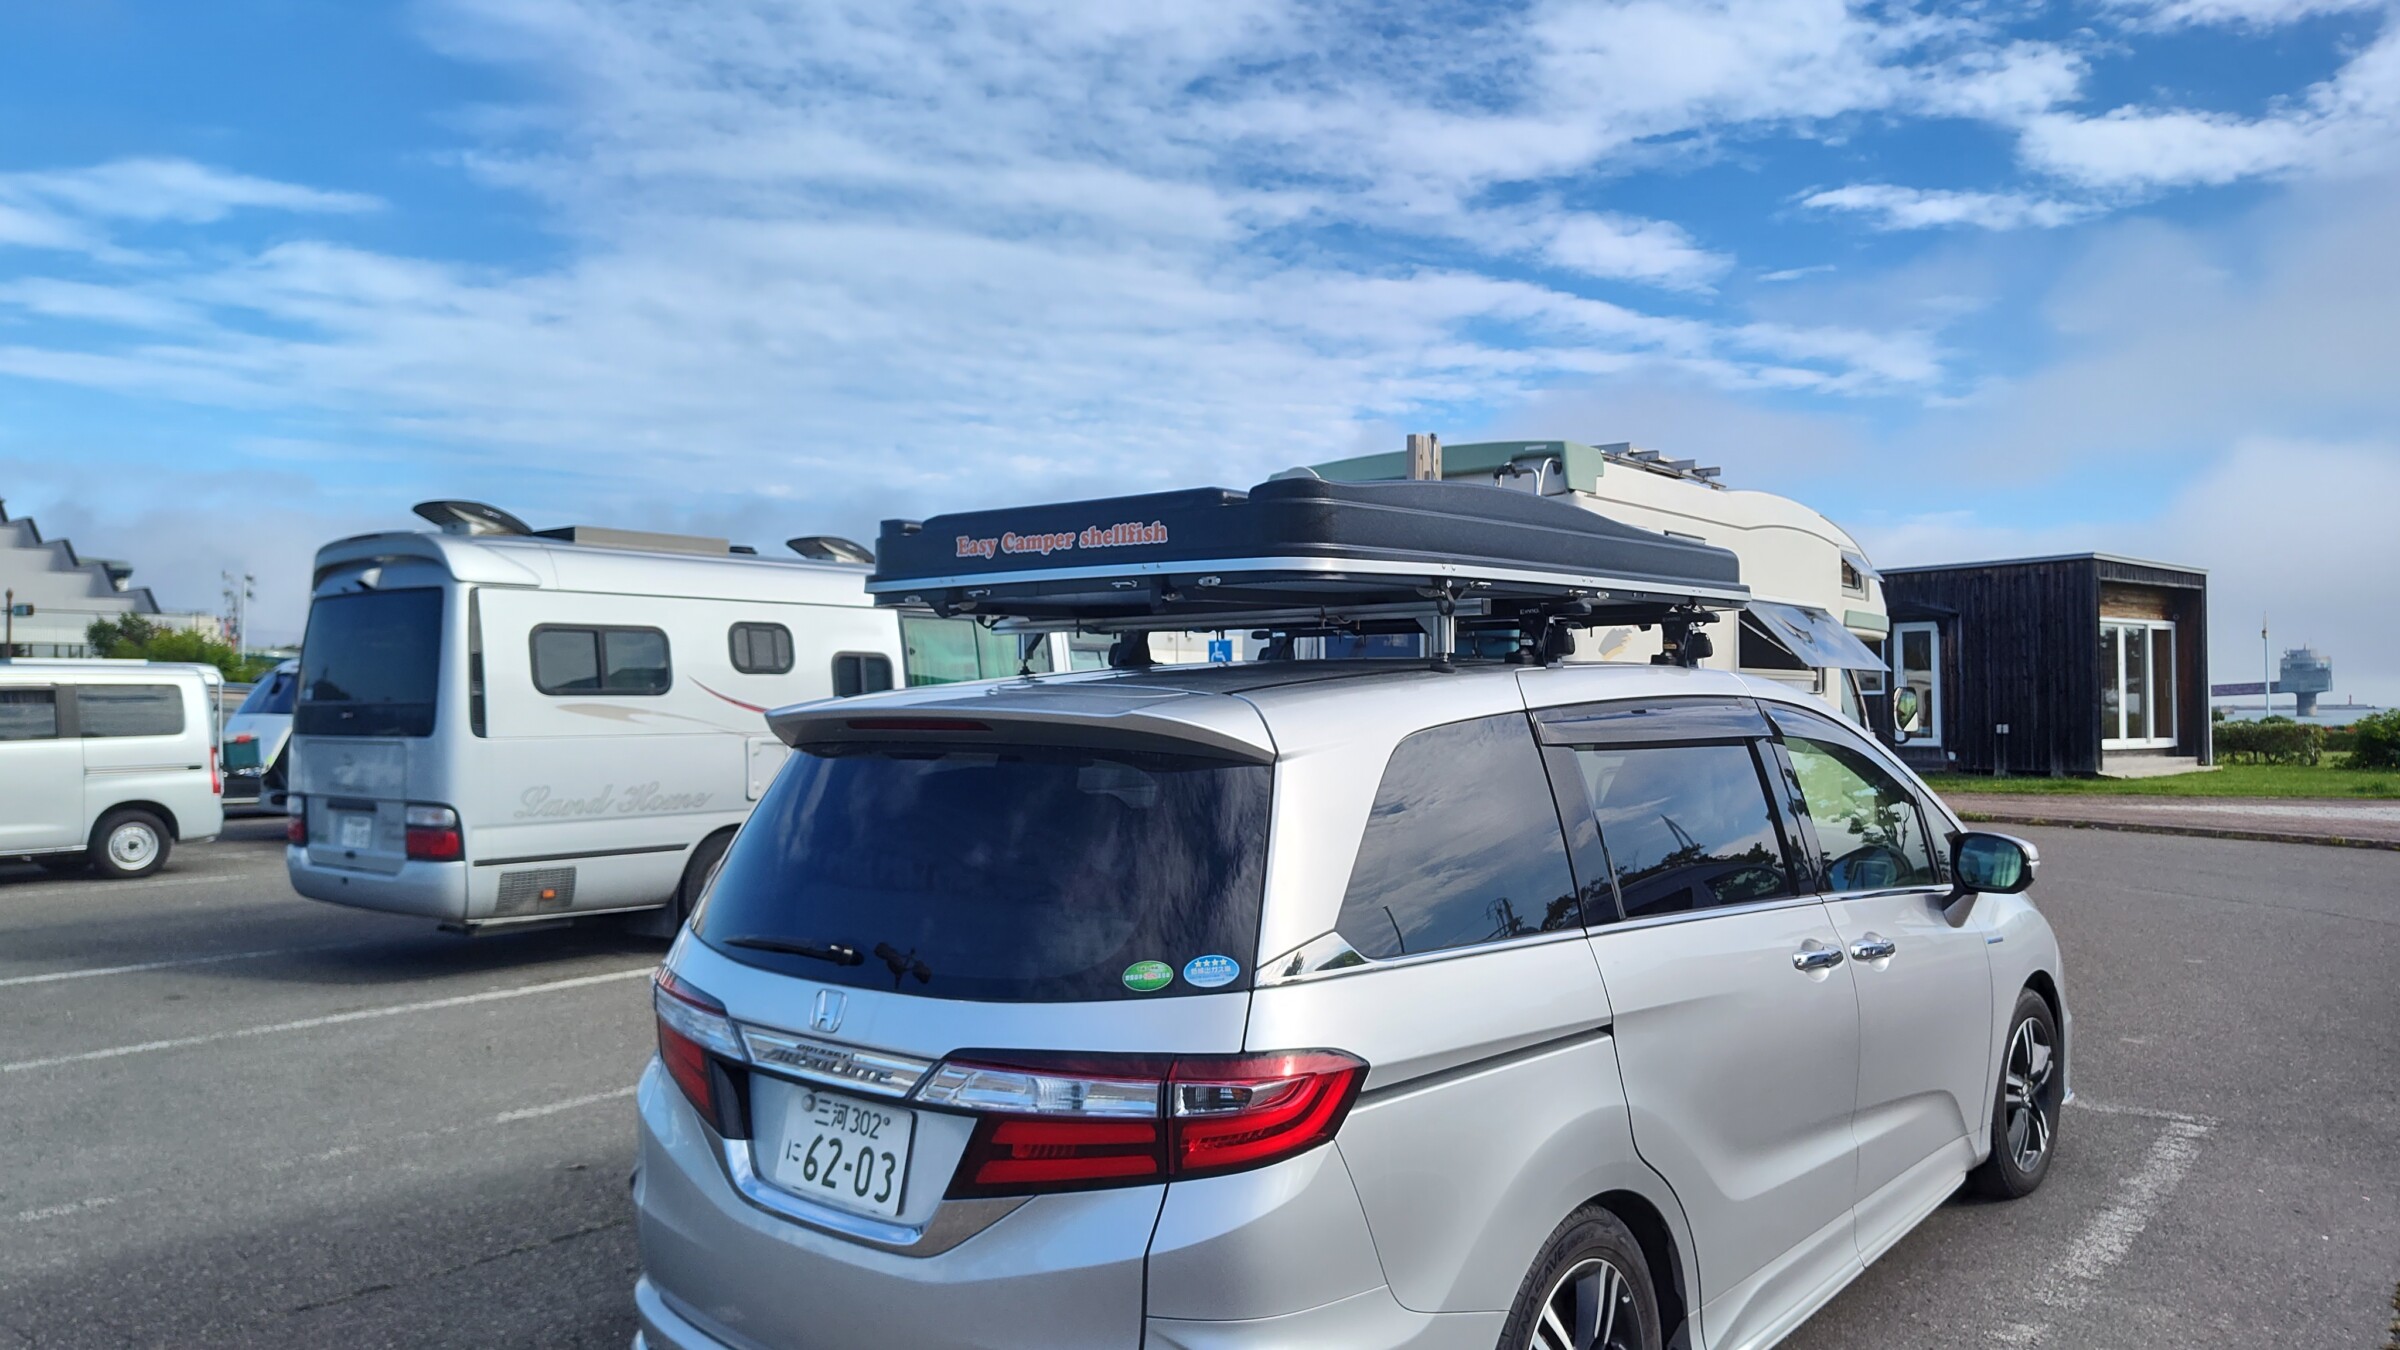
[1744,601,1886,671]
[868,476,1747,636]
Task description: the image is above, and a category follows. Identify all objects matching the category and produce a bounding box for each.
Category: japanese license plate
[337,812,374,850]
[766,1085,914,1220]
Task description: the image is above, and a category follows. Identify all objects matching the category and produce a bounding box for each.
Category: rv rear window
[729,622,794,675]
[696,741,1271,1002]
[297,588,444,738]
[531,626,672,696]
[75,685,185,739]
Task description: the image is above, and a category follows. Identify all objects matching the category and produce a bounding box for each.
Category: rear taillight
[286,798,307,846]
[653,969,749,1136]
[403,804,463,862]
[932,1049,1366,1198]
[209,747,223,796]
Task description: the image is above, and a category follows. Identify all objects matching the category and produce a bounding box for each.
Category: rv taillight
[653,969,748,1135]
[933,1049,1366,1199]
[403,804,463,862]
[286,799,307,846]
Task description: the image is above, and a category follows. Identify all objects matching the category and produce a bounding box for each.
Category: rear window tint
[76,684,184,738]
[698,742,1272,1002]
[1335,714,1581,959]
[297,588,444,737]
[0,688,59,740]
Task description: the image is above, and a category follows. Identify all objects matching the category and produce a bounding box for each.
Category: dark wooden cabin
[1879,554,2209,777]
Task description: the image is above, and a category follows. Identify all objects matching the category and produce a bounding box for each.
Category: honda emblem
[810,989,846,1035]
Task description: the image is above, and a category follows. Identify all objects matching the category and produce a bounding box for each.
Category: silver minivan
[629,658,2066,1350]
[0,659,226,878]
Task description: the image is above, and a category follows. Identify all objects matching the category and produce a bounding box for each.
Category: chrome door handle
[1791,945,1845,972]
[1850,936,1898,961]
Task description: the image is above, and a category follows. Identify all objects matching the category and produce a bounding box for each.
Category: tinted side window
[0,688,59,741]
[1336,714,1580,960]
[1574,743,1793,919]
[730,622,795,675]
[76,685,185,739]
[832,653,895,698]
[532,627,671,696]
[1784,733,1937,891]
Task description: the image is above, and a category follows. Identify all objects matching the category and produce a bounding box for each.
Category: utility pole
[221,570,256,657]
[4,588,12,657]
[2261,618,2270,719]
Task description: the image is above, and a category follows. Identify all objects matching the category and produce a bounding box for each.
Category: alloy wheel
[2002,1015,2056,1173]
[1529,1256,1644,1350]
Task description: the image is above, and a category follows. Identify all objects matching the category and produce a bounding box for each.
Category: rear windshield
[238,666,298,716]
[697,742,1272,1002]
[295,589,444,738]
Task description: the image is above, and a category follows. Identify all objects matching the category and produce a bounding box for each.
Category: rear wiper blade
[722,935,864,967]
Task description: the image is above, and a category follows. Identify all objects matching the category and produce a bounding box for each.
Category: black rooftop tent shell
[868,476,1747,631]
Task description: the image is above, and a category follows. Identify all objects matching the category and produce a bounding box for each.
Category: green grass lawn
[1921,760,2400,799]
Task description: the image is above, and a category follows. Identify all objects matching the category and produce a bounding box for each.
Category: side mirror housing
[1953,832,2039,896]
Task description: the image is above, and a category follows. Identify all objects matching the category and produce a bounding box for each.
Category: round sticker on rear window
[1122,960,1174,993]
[1182,954,1240,989]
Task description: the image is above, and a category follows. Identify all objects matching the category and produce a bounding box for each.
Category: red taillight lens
[653,969,748,1136]
[209,747,222,796]
[403,804,462,862]
[937,1049,1367,1198]
[1172,1051,1366,1179]
[286,808,307,846]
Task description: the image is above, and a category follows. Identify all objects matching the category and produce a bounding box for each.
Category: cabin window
[729,622,795,675]
[0,688,60,740]
[831,653,895,698]
[531,626,673,696]
[75,684,186,738]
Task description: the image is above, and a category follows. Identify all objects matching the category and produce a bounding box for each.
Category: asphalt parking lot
[1,823,2393,1349]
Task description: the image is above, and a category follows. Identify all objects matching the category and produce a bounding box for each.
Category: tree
[86,614,158,657]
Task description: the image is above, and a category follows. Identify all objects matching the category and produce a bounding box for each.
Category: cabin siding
[1884,555,2209,776]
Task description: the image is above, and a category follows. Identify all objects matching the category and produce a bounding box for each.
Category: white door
[1556,725,1863,1346]
[0,687,85,851]
[1774,706,1993,1261]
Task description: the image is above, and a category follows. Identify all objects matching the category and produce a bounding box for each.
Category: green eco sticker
[1122,960,1174,993]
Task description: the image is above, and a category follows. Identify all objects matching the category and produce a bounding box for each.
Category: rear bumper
[285,847,466,920]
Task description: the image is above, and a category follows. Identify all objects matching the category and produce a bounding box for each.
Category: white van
[284,504,1088,934]
[224,657,298,812]
[0,659,226,878]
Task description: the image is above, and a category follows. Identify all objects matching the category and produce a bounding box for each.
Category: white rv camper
[285,502,1062,935]
[1313,439,1891,723]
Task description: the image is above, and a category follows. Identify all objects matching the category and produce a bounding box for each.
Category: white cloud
[1801,184,2096,230]
[2106,0,2386,29]
[1541,213,1732,290]
[2016,19,2400,189]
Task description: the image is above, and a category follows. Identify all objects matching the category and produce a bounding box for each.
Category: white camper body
[284,525,912,932]
[1315,439,1891,721]
[0,659,225,877]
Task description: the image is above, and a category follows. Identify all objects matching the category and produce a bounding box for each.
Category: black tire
[1970,987,2063,1199]
[89,808,172,880]
[35,854,89,875]
[673,829,735,928]
[1498,1206,1662,1350]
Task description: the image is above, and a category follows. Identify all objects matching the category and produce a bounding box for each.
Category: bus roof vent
[787,535,876,565]
[412,500,533,537]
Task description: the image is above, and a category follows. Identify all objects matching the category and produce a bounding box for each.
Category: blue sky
[1,0,2395,696]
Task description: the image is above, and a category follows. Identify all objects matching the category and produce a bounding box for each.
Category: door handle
[1850,935,1898,961]
[1791,944,1845,972]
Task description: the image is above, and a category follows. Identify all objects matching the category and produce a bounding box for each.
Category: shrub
[2214,720,2324,765]
[2349,710,2400,771]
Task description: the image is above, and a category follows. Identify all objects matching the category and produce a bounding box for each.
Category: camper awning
[1746,601,1887,671]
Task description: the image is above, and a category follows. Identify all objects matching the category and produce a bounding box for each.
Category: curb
[1955,810,2400,853]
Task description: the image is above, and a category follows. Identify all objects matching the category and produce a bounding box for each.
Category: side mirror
[1953,832,2039,896]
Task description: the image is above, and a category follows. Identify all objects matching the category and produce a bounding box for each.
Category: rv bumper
[285,847,467,921]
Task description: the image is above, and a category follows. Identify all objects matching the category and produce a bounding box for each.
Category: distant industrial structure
[0,498,218,657]
[2211,646,2340,718]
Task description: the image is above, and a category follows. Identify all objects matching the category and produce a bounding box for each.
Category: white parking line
[492,1085,639,1124]
[0,967,654,1074]
[7,1194,120,1225]
[0,941,377,989]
